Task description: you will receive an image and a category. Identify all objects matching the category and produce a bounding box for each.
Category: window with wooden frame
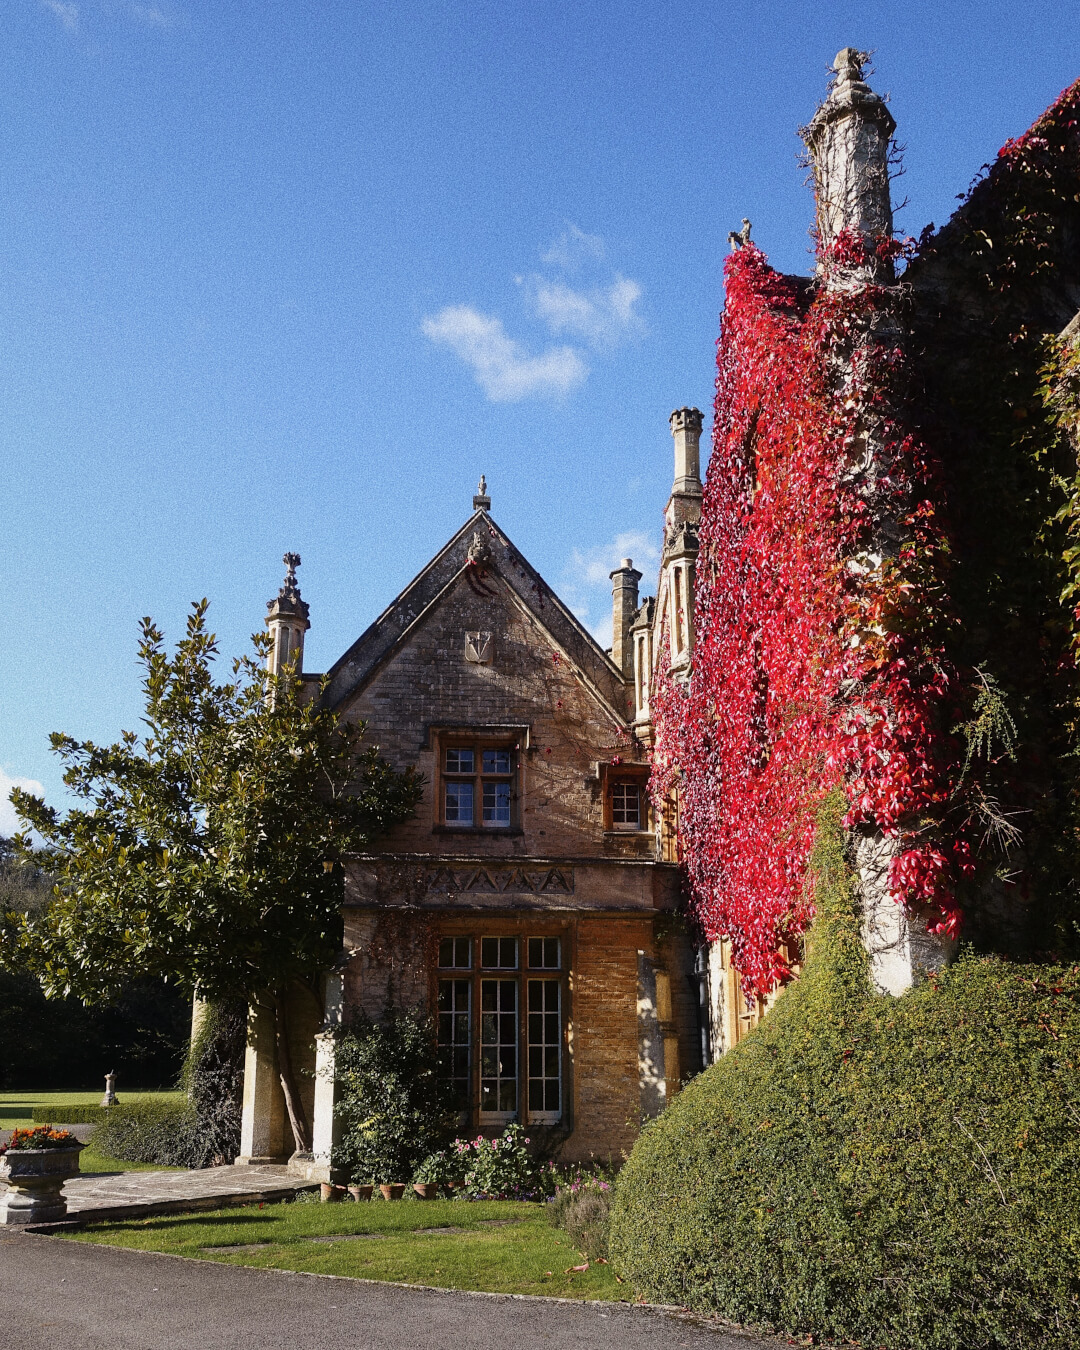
[438,737,516,829]
[604,765,651,833]
[435,931,566,1127]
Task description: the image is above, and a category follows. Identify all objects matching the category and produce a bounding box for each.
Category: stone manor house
[238,419,716,1175]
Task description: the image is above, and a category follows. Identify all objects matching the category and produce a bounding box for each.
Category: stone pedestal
[0,1147,85,1225]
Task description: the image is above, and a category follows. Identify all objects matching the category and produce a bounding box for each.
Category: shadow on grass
[117,1212,281,1234]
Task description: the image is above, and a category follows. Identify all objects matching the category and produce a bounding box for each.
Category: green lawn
[0,1090,187,1173]
[66,1197,625,1300]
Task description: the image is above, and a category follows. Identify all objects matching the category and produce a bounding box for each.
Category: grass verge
[64,1197,624,1300]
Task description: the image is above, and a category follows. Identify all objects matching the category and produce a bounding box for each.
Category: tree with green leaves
[2,601,421,1154]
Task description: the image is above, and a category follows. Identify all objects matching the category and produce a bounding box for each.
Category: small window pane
[611,782,641,829]
[482,748,511,774]
[527,978,560,1119]
[445,781,474,824]
[528,937,560,969]
[481,936,518,969]
[483,780,511,825]
[445,747,475,774]
[480,977,517,1116]
[437,978,471,1111]
[439,937,471,969]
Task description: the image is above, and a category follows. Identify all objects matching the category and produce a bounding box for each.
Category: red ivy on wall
[651,240,972,996]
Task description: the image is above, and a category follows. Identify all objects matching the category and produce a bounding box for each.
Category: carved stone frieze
[425,865,574,896]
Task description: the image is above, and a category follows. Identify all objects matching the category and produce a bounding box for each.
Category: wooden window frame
[433,919,571,1132]
[435,732,519,832]
[601,763,652,834]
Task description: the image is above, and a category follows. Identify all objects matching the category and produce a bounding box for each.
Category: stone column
[308,972,344,1184]
[236,1001,288,1166]
[804,50,954,995]
[635,952,666,1119]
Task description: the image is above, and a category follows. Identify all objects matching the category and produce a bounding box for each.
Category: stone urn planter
[379,1183,405,1201]
[0,1145,86,1225]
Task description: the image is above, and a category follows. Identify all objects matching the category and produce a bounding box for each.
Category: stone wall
[342,571,641,859]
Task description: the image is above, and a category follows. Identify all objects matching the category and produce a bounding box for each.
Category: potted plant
[0,1126,85,1225]
[379,1182,406,1201]
[348,1181,374,1202]
[413,1148,459,1199]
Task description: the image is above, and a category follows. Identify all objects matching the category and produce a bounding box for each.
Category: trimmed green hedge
[31,1103,110,1125]
[610,793,1080,1350]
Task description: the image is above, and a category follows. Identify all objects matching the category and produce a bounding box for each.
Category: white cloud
[0,767,46,839]
[40,0,78,31]
[126,2,174,27]
[531,275,644,348]
[561,530,661,647]
[540,223,606,272]
[422,305,587,403]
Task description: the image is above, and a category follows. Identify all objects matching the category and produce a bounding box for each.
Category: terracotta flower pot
[413,1182,438,1200]
[0,1145,85,1225]
[380,1183,406,1201]
[320,1183,346,1203]
[348,1184,374,1202]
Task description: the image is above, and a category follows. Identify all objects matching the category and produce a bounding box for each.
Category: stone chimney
[669,407,703,502]
[266,552,310,677]
[609,558,642,680]
[802,48,896,283]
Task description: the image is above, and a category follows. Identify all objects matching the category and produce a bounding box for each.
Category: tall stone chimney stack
[666,406,704,536]
[670,406,703,496]
[266,552,310,677]
[802,48,896,283]
[609,558,642,680]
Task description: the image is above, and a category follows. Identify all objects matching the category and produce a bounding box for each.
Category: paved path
[0,1228,780,1350]
[58,1164,312,1222]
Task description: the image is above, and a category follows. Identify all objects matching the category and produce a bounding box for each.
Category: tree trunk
[272,988,312,1155]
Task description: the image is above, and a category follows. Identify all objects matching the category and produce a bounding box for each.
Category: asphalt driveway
[0,1228,780,1350]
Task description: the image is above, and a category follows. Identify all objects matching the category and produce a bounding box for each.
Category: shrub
[92,1098,199,1167]
[454,1123,555,1199]
[331,1010,454,1185]
[551,1177,613,1261]
[610,792,1080,1350]
[181,999,245,1167]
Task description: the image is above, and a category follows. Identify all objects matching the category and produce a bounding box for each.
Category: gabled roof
[320,509,627,719]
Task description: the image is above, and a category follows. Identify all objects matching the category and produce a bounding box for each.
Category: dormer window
[441,740,515,828]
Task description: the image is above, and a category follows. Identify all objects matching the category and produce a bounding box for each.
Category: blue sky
[2,0,1076,828]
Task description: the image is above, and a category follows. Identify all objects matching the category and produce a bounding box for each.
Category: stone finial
[473,475,491,511]
[802,46,896,281]
[267,551,309,621]
[833,46,869,86]
[727,218,752,251]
